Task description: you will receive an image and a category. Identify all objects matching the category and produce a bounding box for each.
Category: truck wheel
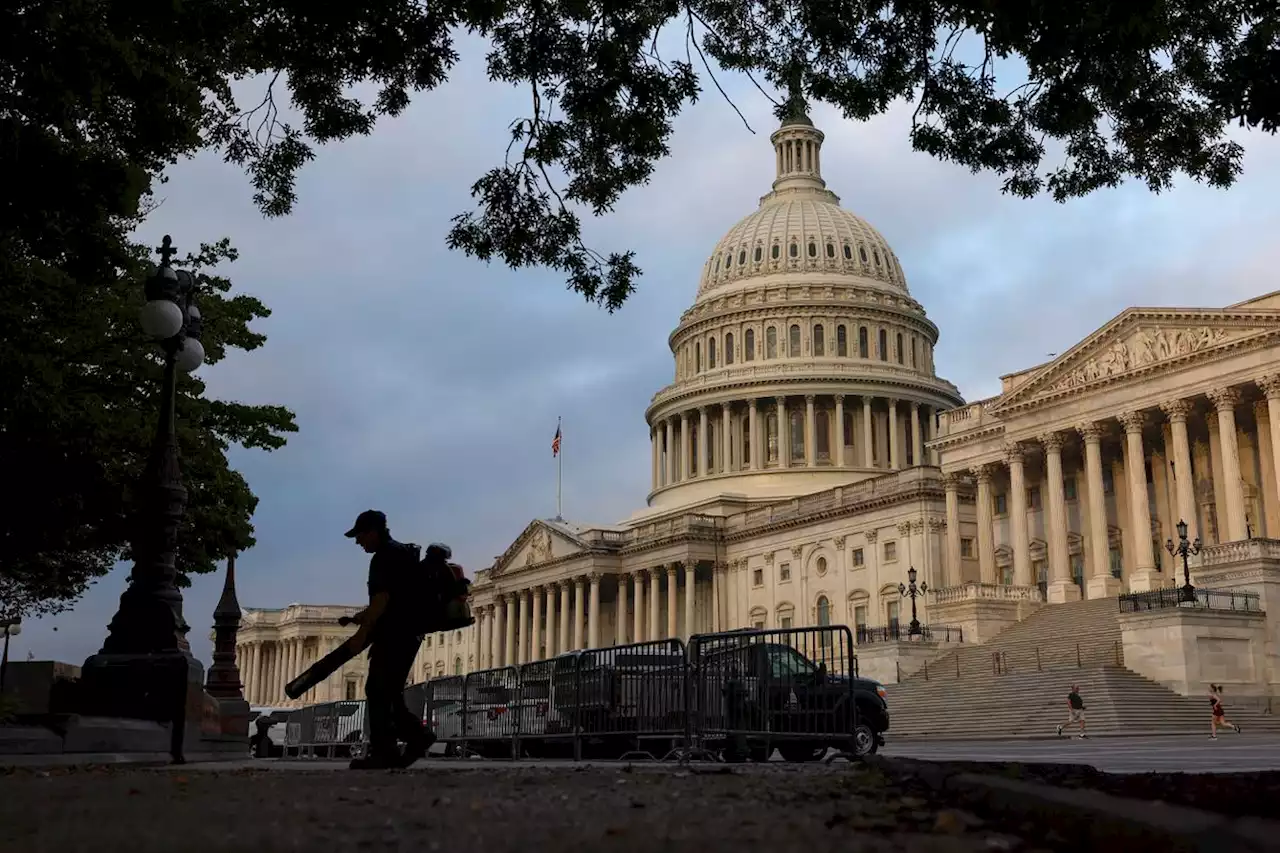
[853,723,878,756]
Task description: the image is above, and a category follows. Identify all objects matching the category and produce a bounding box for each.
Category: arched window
[754,246,762,262]
[709,337,717,369]
[813,324,825,357]
[896,332,904,364]
[878,329,888,361]
[738,250,747,266]
[772,244,780,259]
[725,332,735,365]
[836,325,848,357]
[789,242,798,258]
[816,596,832,651]
[790,410,805,461]
[454,657,463,675]
[744,328,755,361]
[766,326,777,359]
[789,324,801,357]
[816,410,830,460]
[859,246,869,264]
[858,327,869,358]
[911,336,918,368]
[695,341,702,372]
[807,241,817,257]
[826,242,835,258]
[843,244,852,260]
[714,257,721,273]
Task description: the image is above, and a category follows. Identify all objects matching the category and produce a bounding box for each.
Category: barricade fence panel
[275,626,867,762]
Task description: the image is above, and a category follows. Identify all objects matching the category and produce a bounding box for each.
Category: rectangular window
[1109,547,1123,579]
[1070,554,1084,587]
[994,493,1008,515]
[1027,487,1042,511]
[813,325,825,357]
[1102,467,1115,495]
[852,548,865,567]
[837,325,848,357]
[886,601,900,628]
[752,568,764,586]
[853,605,868,631]
[858,327,869,358]
[1064,477,1078,501]
[779,562,792,582]
[999,566,1013,586]
[878,329,888,361]
[883,541,897,562]
[780,616,794,630]
[345,680,357,701]
[960,537,975,558]
[752,620,766,630]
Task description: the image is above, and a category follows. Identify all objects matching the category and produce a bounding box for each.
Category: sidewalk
[0,761,1029,852]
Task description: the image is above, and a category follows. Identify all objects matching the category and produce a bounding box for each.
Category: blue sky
[12,41,1280,667]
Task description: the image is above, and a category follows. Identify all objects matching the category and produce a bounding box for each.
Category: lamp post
[1,619,20,695]
[1164,519,1201,604]
[82,236,207,742]
[898,566,928,638]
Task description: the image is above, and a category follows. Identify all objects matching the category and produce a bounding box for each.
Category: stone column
[862,397,874,467]
[477,607,489,669]
[517,589,530,665]
[748,399,760,470]
[1006,443,1032,588]
[244,643,258,703]
[492,599,505,668]
[650,427,659,490]
[1207,387,1249,542]
[665,419,675,485]
[666,564,679,638]
[1042,432,1080,602]
[573,577,586,650]
[586,573,600,649]
[632,571,646,642]
[648,568,661,640]
[1118,410,1159,588]
[698,406,709,477]
[558,581,571,654]
[776,397,788,466]
[289,638,301,690]
[942,472,962,586]
[888,400,900,469]
[543,588,556,659]
[615,572,629,645]
[834,395,846,466]
[684,562,696,640]
[711,564,721,631]
[504,593,517,668]
[1255,400,1280,536]
[1161,400,1199,544]
[910,402,922,466]
[722,402,733,472]
[531,586,544,662]
[805,395,816,466]
[1077,423,1120,599]
[973,465,997,584]
[1259,377,1280,526]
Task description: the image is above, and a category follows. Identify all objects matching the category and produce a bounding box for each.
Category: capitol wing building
[237,107,1280,711]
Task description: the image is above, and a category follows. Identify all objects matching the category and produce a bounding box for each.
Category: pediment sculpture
[524,527,554,566]
[1050,326,1231,392]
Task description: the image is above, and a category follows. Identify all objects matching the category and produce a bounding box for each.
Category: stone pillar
[1207,386,1249,542]
[776,397,788,466]
[1042,432,1080,602]
[648,568,661,640]
[972,465,997,584]
[476,608,488,669]
[1254,400,1280,536]
[1259,376,1280,528]
[1160,400,1199,544]
[684,562,696,640]
[504,593,517,668]
[245,642,259,703]
[665,419,675,485]
[834,395,846,467]
[910,402,921,466]
[888,400,900,470]
[633,571,646,643]
[492,599,505,668]
[651,427,659,490]
[558,581,571,655]
[722,402,733,472]
[531,586,544,662]
[666,564,679,638]
[517,589,530,665]
[573,577,586,650]
[805,395,816,467]
[711,564,721,631]
[748,399,760,470]
[289,638,301,690]
[586,573,601,649]
[698,406,709,477]
[1118,410,1159,588]
[615,573,629,645]
[1006,443,1032,588]
[677,411,690,481]
[543,588,557,659]
[862,397,874,467]
[1077,423,1120,599]
[942,472,963,586]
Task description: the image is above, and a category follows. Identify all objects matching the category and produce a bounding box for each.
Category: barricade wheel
[778,745,825,763]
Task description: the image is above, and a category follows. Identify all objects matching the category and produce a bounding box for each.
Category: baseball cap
[344,509,387,538]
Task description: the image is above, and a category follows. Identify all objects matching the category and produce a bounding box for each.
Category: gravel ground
[0,762,1049,853]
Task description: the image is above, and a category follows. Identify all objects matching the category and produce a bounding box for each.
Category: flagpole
[555,416,563,521]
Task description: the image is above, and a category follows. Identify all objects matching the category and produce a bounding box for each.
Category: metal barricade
[514,658,576,759]
[459,666,520,759]
[403,682,429,724]
[688,626,860,763]
[307,702,338,758]
[565,639,688,761]
[424,675,466,755]
[283,705,315,758]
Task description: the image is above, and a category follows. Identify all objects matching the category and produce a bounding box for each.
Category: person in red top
[1209,684,1241,739]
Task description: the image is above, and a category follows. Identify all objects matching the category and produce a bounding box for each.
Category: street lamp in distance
[1164,519,1202,604]
[898,566,928,638]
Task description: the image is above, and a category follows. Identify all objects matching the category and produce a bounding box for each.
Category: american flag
[551,423,562,457]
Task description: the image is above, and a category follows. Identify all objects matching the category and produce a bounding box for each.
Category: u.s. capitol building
[236,105,1280,710]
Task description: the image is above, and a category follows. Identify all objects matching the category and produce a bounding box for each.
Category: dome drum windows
[772,243,781,260]
[878,329,888,362]
[896,332,904,365]
[738,250,747,266]
[725,332,735,366]
[826,242,835,258]
[858,326,869,359]
[709,337,717,369]
[744,328,756,361]
[788,324,801,358]
[813,324,825,357]
[837,324,848,357]
[788,242,798,259]
[766,326,778,359]
[807,241,817,258]
[858,246,869,264]
[753,246,763,263]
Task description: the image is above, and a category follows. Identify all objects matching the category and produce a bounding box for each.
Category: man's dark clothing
[363,537,428,761]
[1067,691,1084,710]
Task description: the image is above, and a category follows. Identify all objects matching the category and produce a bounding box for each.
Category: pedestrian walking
[1056,684,1088,739]
[343,509,435,769]
[1209,683,1241,739]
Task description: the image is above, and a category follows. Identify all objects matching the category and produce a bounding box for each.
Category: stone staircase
[882,598,1280,739]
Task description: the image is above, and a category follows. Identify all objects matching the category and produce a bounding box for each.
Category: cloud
[13,39,1280,669]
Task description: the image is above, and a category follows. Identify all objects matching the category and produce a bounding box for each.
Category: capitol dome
[641,107,965,511]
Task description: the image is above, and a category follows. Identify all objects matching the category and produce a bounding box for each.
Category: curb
[863,755,1278,853]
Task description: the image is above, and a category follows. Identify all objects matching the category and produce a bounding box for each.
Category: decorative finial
[155,235,178,267]
[206,553,244,701]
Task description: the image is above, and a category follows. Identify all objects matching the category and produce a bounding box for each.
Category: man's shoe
[398,730,437,769]
[349,754,399,770]
[1055,724,1063,737]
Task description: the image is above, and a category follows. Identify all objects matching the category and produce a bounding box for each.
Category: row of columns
[237,636,344,706]
[650,394,940,490]
[941,380,1279,599]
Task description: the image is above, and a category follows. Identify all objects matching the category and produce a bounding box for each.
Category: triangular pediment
[489,519,587,578]
[990,308,1280,413]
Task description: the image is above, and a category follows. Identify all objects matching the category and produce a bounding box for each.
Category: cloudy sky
[12,35,1280,667]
